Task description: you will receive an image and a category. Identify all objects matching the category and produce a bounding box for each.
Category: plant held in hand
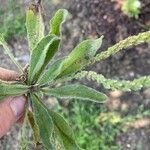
[0,1,150,149]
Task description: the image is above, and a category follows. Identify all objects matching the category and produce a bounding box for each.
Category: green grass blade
[42,84,107,103]
[26,3,45,51]
[48,110,82,150]
[31,94,54,150]
[50,9,68,36]
[0,34,23,73]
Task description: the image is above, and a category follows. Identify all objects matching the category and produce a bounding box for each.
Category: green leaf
[0,80,29,100]
[27,110,39,146]
[42,84,107,103]
[58,36,103,78]
[48,110,81,150]
[28,35,60,83]
[37,58,65,85]
[50,9,68,36]
[31,94,54,150]
[18,109,29,150]
[0,33,23,73]
[26,3,45,51]
[36,38,61,80]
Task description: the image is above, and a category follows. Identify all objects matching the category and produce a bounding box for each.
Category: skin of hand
[0,67,26,138]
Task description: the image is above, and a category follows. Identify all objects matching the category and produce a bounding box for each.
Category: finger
[0,96,26,138]
[17,114,25,124]
[0,67,18,81]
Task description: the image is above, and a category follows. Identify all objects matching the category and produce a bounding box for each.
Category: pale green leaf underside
[75,71,150,91]
[26,4,45,51]
[42,84,107,103]
[49,110,81,150]
[28,35,60,83]
[50,9,68,36]
[31,94,54,150]
[0,80,29,101]
[58,36,103,77]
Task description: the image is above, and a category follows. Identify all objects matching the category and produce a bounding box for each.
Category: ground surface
[0,0,150,149]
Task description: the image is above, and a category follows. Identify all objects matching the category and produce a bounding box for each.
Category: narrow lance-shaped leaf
[0,33,23,73]
[27,110,39,146]
[0,80,29,101]
[42,84,107,103]
[37,58,65,85]
[26,3,45,51]
[50,9,68,36]
[18,109,29,150]
[28,35,60,83]
[31,94,54,150]
[48,110,82,150]
[36,37,61,80]
[58,36,103,78]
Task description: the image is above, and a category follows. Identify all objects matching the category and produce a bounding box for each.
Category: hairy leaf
[48,110,81,150]
[36,38,61,80]
[26,3,45,51]
[42,84,107,103]
[0,80,29,100]
[31,94,54,150]
[50,9,68,36]
[28,35,60,83]
[27,111,39,146]
[0,34,23,72]
[37,58,65,85]
[18,109,29,150]
[58,36,103,77]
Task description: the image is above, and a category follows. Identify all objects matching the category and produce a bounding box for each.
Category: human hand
[0,67,26,138]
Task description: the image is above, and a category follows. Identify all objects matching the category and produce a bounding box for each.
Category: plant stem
[88,30,150,66]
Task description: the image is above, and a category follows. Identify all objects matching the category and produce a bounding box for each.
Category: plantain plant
[0,1,150,150]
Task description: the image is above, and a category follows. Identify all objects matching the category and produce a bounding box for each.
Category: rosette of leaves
[0,1,150,150]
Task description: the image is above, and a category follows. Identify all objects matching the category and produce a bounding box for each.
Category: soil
[0,0,150,149]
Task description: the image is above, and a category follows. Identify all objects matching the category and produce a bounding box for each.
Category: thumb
[0,96,26,138]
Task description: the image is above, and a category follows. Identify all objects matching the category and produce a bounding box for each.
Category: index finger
[0,67,18,81]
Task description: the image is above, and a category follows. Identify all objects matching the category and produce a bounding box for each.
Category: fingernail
[10,96,26,117]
